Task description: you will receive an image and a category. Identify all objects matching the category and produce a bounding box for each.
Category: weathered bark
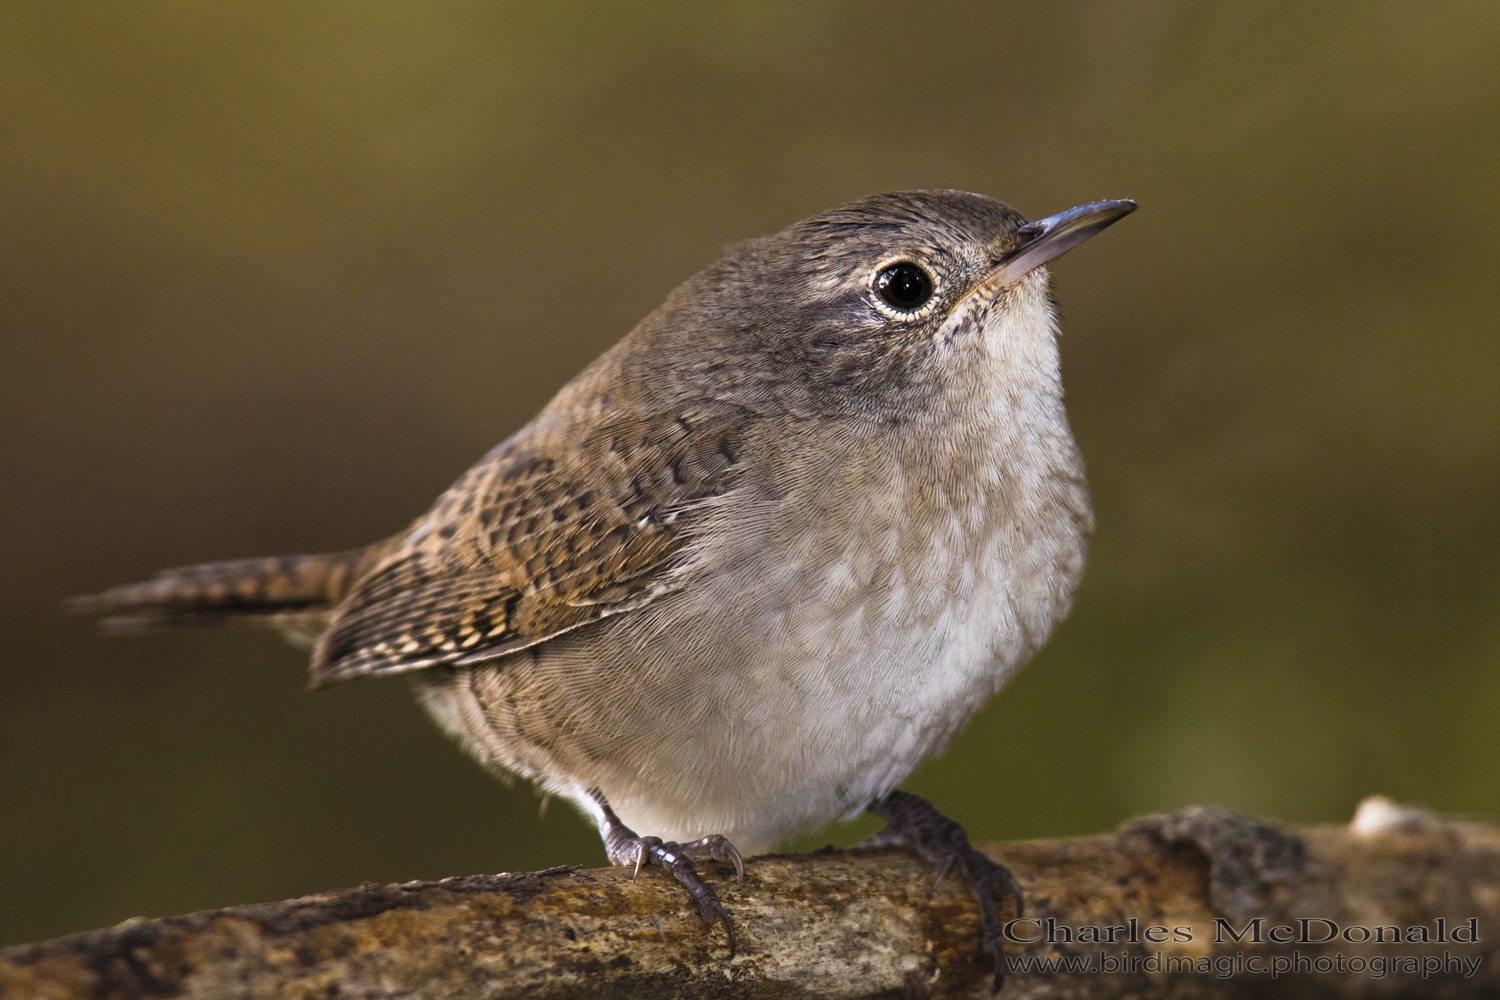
[4,801,1497,999]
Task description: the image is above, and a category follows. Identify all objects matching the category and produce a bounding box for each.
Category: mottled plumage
[73,190,1134,981]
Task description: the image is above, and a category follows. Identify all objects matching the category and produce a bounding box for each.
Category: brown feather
[307,406,750,688]
[65,547,392,636]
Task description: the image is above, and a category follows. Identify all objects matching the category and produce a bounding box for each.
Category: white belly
[420,403,1090,854]
[545,467,1088,853]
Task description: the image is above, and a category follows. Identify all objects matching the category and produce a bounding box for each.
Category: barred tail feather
[68,549,373,636]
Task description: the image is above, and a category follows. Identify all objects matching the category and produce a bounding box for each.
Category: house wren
[73,190,1134,984]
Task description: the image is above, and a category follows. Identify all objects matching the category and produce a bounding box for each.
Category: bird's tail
[67,547,382,638]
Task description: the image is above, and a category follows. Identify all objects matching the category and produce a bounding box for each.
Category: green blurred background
[4,2,1498,947]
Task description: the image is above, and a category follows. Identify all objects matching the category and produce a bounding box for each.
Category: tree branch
[4,799,1497,998]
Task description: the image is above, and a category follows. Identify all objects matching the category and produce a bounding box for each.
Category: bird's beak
[986,199,1137,289]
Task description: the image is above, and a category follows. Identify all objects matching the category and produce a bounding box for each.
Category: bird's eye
[873,261,935,314]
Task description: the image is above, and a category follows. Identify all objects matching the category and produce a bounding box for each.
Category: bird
[71,190,1135,985]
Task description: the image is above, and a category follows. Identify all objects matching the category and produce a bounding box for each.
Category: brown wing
[308,409,748,688]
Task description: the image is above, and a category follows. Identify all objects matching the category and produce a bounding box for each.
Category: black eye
[874,261,934,313]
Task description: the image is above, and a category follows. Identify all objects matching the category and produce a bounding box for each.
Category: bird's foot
[864,790,1023,990]
[590,789,744,956]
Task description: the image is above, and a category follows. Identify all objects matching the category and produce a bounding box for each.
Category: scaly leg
[589,789,744,956]
[865,790,1023,990]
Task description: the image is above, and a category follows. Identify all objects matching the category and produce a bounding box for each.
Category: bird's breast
[660,406,1090,845]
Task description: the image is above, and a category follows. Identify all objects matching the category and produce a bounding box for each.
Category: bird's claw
[679,832,745,881]
[866,790,1024,991]
[592,789,742,957]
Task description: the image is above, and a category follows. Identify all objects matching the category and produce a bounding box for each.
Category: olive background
[4,3,1498,946]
